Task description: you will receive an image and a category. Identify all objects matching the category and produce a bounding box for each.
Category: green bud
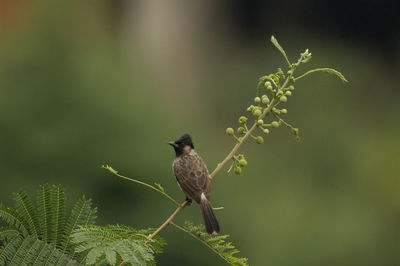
[226,128,234,135]
[265,81,271,87]
[263,128,270,134]
[279,95,287,102]
[253,109,262,117]
[271,121,280,128]
[237,127,245,134]
[262,96,270,104]
[257,119,263,125]
[239,116,248,124]
[288,85,294,90]
[285,91,292,96]
[254,97,261,103]
[255,136,264,144]
[287,70,293,75]
[246,107,251,112]
[238,159,247,167]
[280,108,288,114]
[234,166,242,175]
[267,85,273,90]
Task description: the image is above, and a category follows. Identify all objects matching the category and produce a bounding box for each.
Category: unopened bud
[238,159,247,167]
[253,109,262,117]
[226,128,234,135]
[279,95,287,102]
[234,166,242,175]
[255,136,264,144]
[271,121,280,128]
[239,116,248,124]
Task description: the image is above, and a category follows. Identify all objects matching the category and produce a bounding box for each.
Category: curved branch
[102,165,180,206]
[149,200,189,239]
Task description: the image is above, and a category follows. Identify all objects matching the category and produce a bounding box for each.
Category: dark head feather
[168,133,194,156]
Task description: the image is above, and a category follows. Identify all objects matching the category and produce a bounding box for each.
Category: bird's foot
[185,197,192,205]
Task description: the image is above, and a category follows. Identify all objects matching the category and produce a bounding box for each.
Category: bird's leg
[185,196,192,205]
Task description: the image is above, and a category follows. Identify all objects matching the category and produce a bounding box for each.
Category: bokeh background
[1,0,399,265]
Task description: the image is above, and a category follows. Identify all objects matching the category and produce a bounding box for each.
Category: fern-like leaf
[37,184,52,242]
[0,185,97,265]
[13,192,40,237]
[0,227,20,243]
[71,225,165,265]
[0,234,23,265]
[172,221,248,266]
[0,204,29,236]
[61,196,97,252]
[49,185,66,245]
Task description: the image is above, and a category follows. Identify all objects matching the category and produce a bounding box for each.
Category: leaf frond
[13,191,40,237]
[171,221,248,266]
[0,204,29,236]
[71,225,165,265]
[61,196,97,252]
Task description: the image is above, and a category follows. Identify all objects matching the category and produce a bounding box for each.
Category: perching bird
[168,134,220,234]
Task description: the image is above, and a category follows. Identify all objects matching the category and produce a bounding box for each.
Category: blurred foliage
[0,185,96,265]
[0,1,399,265]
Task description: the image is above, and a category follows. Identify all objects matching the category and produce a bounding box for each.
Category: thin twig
[149,200,189,239]
[150,76,293,238]
[209,97,277,179]
[102,165,180,206]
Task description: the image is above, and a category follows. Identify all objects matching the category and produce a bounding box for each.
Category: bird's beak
[168,141,178,148]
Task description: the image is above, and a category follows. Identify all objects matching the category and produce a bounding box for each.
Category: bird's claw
[185,197,192,205]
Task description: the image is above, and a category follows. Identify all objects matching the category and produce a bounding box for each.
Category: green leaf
[104,247,116,265]
[37,184,52,242]
[0,185,97,265]
[0,204,29,236]
[71,225,166,265]
[172,221,248,266]
[294,67,348,82]
[271,35,291,67]
[0,227,20,241]
[61,196,97,252]
[49,185,66,245]
[13,192,40,237]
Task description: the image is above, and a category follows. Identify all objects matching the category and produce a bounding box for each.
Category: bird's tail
[200,193,220,234]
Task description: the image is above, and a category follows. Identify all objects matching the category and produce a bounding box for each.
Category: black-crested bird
[168,134,220,234]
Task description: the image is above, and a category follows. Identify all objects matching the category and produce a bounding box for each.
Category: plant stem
[104,167,180,206]
[209,97,277,179]
[150,76,292,238]
[149,200,189,239]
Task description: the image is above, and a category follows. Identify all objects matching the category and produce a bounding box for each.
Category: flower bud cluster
[233,154,247,175]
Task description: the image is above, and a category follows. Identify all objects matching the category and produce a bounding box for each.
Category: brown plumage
[169,134,220,234]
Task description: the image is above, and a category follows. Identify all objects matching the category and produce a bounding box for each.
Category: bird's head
[168,134,194,156]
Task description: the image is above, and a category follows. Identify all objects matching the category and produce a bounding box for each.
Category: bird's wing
[174,152,210,203]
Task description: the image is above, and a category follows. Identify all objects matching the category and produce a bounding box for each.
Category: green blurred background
[1,0,399,265]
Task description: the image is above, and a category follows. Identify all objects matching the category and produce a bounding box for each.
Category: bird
[168,134,220,234]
